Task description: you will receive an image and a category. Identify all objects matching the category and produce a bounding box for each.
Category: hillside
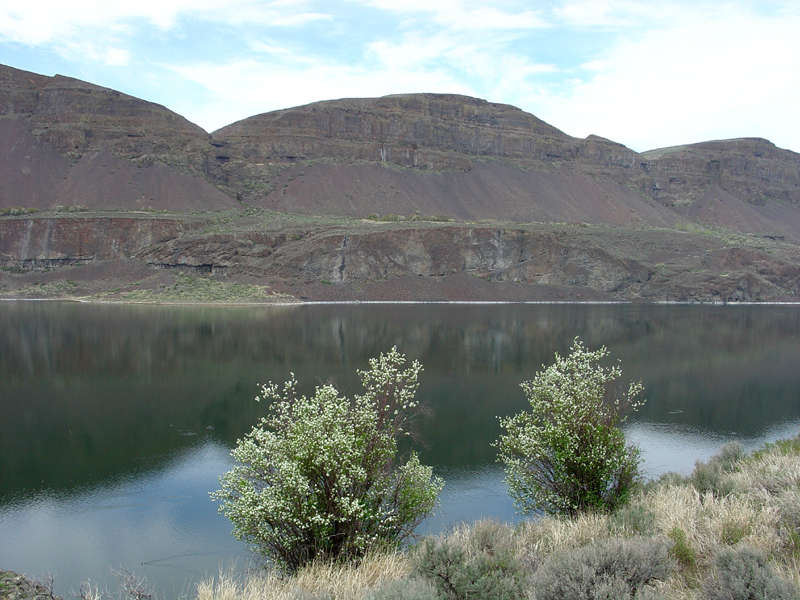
[1,63,800,302]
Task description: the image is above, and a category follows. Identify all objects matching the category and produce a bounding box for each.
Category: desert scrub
[413,520,526,600]
[689,442,745,497]
[112,275,289,304]
[196,437,800,600]
[529,536,674,600]
[197,551,412,600]
[704,546,800,600]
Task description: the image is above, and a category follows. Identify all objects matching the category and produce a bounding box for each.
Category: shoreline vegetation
[201,435,800,600]
[7,430,800,600]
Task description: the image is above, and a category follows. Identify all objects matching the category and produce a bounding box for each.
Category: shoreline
[3,296,800,307]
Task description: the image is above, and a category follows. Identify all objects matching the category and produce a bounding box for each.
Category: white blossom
[211,347,443,572]
[496,338,644,516]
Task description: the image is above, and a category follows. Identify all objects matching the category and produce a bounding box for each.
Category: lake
[1,301,799,598]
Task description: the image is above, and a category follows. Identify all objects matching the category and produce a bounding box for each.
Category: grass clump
[196,551,411,600]
[689,442,745,497]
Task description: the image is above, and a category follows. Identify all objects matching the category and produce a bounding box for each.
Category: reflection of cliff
[1,303,799,497]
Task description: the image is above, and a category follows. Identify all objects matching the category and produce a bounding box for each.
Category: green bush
[413,520,525,600]
[610,504,658,536]
[364,578,439,600]
[705,546,800,600]
[750,434,800,460]
[212,348,443,572]
[530,536,674,600]
[690,443,744,497]
[496,338,645,516]
[668,527,697,572]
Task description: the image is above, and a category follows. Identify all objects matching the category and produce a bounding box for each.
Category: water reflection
[1,302,799,597]
[0,440,247,598]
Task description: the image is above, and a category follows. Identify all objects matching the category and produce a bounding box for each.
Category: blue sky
[0,0,798,153]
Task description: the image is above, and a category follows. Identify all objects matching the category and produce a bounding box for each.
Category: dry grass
[517,510,612,561]
[196,551,411,600]
[641,484,780,564]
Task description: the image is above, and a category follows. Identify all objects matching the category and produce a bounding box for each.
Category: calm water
[1,301,799,597]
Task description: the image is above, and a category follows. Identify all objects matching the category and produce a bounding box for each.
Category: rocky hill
[0,64,237,211]
[213,94,800,239]
[1,62,800,302]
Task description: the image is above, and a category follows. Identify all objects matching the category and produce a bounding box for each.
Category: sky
[0,0,798,153]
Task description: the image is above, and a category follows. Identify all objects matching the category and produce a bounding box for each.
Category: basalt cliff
[1,63,800,303]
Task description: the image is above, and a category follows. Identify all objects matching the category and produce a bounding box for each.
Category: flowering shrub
[212,348,443,572]
[496,338,644,516]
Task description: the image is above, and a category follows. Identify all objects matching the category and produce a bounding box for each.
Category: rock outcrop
[0,65,238,211]
[2,63,800,239]
[3,215,799,302]
[643,138,800,207]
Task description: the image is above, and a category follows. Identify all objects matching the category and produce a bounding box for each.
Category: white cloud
[104,47,131,66]
[0,0,329,52]
[432,7,549,30]
[165,58,475,132]
[552,0,720,29]
[346,0,549,30]
[524,5,800,152]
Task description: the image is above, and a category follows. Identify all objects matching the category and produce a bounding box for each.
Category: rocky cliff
[2,62,800,302]
[214,95,800,240]
[0,65,238,211]
[2,215,798,302]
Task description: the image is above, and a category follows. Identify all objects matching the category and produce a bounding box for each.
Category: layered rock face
[213,94,649,196]
[0,216,204,268]
[212,93,800,240]
[2,63,800,237]
[3,216,798,302]
[0,65,238,211]
[215,94,575,169]
[643,138,800,207]
[0,65,208,163]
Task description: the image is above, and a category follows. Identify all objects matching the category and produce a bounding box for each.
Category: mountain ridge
[2,62,800,303]
[2,62,799,234]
